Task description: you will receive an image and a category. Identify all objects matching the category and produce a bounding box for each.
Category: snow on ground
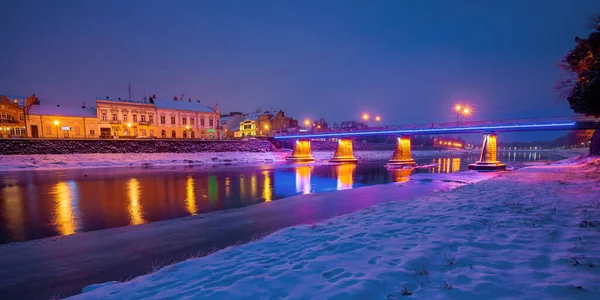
[73,157,600,299]
[0,148,584,172]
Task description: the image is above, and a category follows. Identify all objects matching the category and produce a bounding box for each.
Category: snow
[0,148,584,172]
[72,157,600,299]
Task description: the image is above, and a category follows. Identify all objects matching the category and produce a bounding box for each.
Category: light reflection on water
[51,181,79,235]
[0,152,563,244]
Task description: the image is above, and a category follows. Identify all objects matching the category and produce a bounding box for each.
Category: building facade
[28,104,98,138]
[237,110,298,137]
[96,98,156,138]
[95,96,221,139]
[0,94,28,138]
[153,97,221,139]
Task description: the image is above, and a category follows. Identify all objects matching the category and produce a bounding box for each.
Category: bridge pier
[286,139,316,162]
[330,138,358,163]
[387,136,416,167]
[468,133,506,171]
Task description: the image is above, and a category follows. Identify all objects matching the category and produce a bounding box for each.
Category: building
[95,96,221,139]
[96,97,156,138]
[238,110,299,137]
[28,104,98,138]
[220,112,246,139]
[0,94,32,138]
[239,112,260,137]
[153,97,221,139]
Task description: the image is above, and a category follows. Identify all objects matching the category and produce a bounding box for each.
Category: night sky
[1,0,598,140]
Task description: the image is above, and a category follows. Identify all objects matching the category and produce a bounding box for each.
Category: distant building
[238,110,299,137]
[220,112,246,139]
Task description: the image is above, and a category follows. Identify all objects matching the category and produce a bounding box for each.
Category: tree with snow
[558,14,600,155]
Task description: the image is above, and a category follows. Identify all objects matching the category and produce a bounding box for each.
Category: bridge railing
[274,116,598,137]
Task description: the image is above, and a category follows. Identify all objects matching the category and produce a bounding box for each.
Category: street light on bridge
[375,116,381,122]
[454,104,472,125]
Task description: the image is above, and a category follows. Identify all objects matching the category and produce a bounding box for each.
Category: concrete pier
[468,133,506,171]
[387,136,416,167]
[330,138,358,163]
[286,140,316,162]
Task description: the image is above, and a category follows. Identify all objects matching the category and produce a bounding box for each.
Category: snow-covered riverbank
[0,148,586,172]
[73,156,600,299]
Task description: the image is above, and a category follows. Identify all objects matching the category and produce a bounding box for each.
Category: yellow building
[96,98,156,138]
[27,104,99,138]
[0,94,29,138]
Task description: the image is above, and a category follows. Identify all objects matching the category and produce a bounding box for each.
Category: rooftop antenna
[128,82,132,100]
[143,88,147,103]
[180,92,185,100]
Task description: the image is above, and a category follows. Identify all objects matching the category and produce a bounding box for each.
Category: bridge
[273,116,600,171]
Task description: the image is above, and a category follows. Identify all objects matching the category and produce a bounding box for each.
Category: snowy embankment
[74,157,600,299]
[0,149,468,172]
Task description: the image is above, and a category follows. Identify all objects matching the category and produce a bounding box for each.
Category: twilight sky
[1,0,598,140]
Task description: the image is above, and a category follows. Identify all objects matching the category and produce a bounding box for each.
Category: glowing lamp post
[454,104,472,126]
[53,120,60,138]
[454,105,462,126]
[304,119,311,129]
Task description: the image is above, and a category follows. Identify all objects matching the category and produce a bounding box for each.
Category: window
[112,114,117,121]
[149,114,154,124]
[90,129,95,136]
[171,116,175,124]
[171,130,176,138]
[74,127,80,135]
[149,130,154,137]
[209,118,214,127]
[19,114,24,121]
[182,117,187,125]
[160,116,165,124]
[183,131,187,138]
[45,126,51,135]
[133,114,137,122]
[200,118,205,126]
[161,130,166,138]
[190,118,195,125]
[141,129,146,136]
[134,129,138,136]
[123,114,127,122]
[191,131,195,138]
[102,113,107,121]
[141,115,146,122]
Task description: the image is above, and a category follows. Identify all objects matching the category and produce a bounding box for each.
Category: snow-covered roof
[223,114,246,131]
[153,98,216,113]
[243,111,274,122]
[28,105,97,118]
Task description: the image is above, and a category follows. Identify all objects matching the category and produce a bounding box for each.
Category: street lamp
[375,116,381,122]
[304,119,310,127]
[53,120,60,138]
[362,113,369,121]
[454,105,462,125]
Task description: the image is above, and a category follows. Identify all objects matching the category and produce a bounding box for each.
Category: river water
[0,151,563,244]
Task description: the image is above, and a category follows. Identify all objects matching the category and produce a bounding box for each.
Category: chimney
[188,98,191,102]
[197,100,200,103]
[173,96,177,101]
[57,104,60,107]
[82,105,86,108]
[106,96,109,99]
[153,94,156,98]
[118,97,121,100]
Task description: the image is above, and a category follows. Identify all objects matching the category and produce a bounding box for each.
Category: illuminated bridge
[273,116,600,171]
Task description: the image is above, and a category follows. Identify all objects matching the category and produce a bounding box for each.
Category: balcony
[0,119,18,124]
[109,120,121,124]
[138,121,151,126]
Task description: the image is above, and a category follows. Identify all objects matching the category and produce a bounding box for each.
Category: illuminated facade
[0,94,37,138]
[153,97,221,139]
[96,98,156,139]
[28,104,99,138]
[95,96,221,139]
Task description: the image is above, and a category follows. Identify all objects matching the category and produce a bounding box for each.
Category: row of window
[0,112,24,121]
[100,112,218,127]
[101,113,154,123]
